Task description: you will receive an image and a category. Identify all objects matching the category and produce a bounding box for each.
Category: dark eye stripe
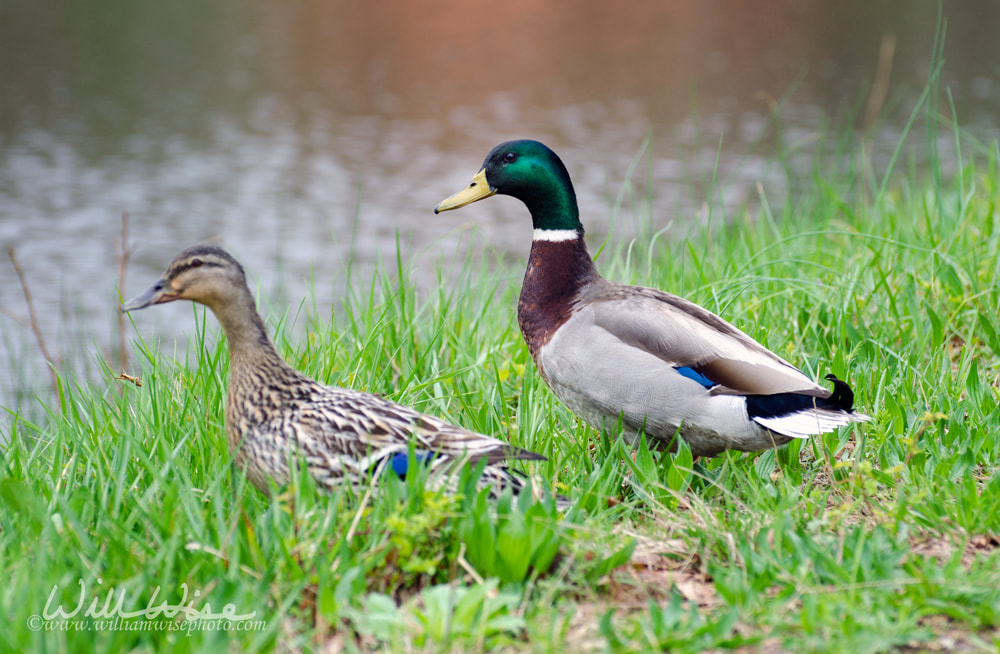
[170,259,221,278]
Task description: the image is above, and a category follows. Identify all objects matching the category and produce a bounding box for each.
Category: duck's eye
[190,259,203,268]
[503,152,517,163]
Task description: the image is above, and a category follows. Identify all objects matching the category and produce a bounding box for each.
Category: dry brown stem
[116,210,134,373]
[8,246,59,396]
[863,32,897,133]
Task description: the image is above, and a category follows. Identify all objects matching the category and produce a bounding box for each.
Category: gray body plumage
[534,276,866,456]
[123,245,544,498]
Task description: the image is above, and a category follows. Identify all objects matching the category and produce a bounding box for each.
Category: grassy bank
[4,108,1000,652]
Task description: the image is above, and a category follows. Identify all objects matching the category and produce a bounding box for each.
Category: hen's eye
[503,152,517,163]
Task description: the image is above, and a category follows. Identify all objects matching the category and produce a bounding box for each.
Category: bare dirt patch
[558,529,718,651]
[611,533,718,609]
[900,616,1000,653]
[910,532,1000,569]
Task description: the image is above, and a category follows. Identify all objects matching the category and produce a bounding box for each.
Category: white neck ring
[532,229,579,242]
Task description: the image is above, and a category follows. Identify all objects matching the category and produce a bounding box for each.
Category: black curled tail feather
[746,374,858,419]
[823,374,856,412]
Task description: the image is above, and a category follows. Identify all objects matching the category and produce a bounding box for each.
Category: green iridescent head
[435,140,583,232]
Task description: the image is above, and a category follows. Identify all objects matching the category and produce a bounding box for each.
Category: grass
[4,89,1000,651]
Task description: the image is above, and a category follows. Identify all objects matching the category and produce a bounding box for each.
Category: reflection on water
[1,0,999,414]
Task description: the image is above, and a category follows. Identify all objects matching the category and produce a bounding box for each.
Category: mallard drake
[435,140,870,456]
[122,245,545,496]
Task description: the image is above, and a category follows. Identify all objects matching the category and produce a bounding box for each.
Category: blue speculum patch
[674,365,716,389]
[385,450,436,478]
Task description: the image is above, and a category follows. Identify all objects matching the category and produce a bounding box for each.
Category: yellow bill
[434,168,496,213]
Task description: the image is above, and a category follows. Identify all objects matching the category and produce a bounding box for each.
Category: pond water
[2,0,999,416]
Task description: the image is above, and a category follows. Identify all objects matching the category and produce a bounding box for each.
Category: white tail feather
[753,409,871,439]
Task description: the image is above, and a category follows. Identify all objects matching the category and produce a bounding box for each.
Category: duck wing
[584,284,831,398]
[292,388,542,475]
